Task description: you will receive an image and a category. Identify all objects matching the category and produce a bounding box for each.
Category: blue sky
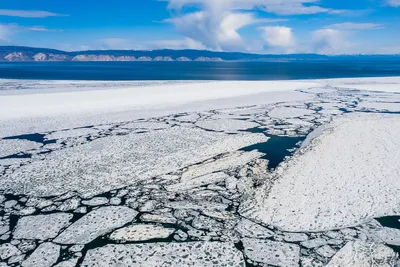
[0,0,399,54]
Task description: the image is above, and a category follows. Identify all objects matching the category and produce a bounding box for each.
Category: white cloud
[23,26,63,32]
[100,38,134,50]
[260,26,295,48]
[164,0,293,51]
[0,24,12,42]
[0,9,66,18]
[262,3,341,15]
[98,37,206,50]
[166,11,259,51]
[151,38,206,50]
[164,0,341,15]
[386,0,400,7]
[311,29,349,54]
[324,22,383,30]
[0,24,62,43]
[162,0,345,52]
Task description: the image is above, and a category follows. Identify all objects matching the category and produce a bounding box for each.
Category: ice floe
[21,242,60,267]
[326,241,398,267]
[247,113,400,232]
[181,151,265,182]
[0,139,41,158]
[268,107,315,119]
[13,213,73,240]
[196,119,259,133]
[54,206,138,244]
[242,238,300,267]
[1,128,267,196]
[109,224,175,242]
[82,242,245,266]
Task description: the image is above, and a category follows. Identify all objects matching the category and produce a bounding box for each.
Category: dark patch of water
[241,134,305,170]
[339,108,351,113]
[360,110,400,115]
[376,216,400,229]
[3,133,56,145]
[388,245,400,253]
[8,214,19,233]
[0,153,31,160]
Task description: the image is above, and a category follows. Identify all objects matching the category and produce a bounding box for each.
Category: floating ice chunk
[21,242,60,267]
[54,206,138,244]
[0,139,40,158]
[285,118,313,126]
[109,224,175,242]
[301,238,328,249]
[139,200,158,212]
[140,213,177,224]
[1,128,267,196]
[375,227,400,246]
[81,197,109,206]
[283,233,309,242]
[236,219,274,239]
[192,215,223,231]
[196,119,259,133]
[269,107,314,119]
[242,238,300,267]
[58,197,80,211]
[82,242,245,266]
[358,101,400,112]
[166,172,229,192]
[300,125,325,149]
[164,200,228,211]
[326,241,398,267]
[175,113,200,122]
[45,127,98,140]
[53,258,79,267]
[181,151,265,182]
[4,200,17,209]
[0,225,8,236]
[0,244,21,260]
[14,213,73,240]
[325,76,400,93]
[121,121,170,130]
[316,245,336,258]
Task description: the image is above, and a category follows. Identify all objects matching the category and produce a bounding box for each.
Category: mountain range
[0,46,399,62]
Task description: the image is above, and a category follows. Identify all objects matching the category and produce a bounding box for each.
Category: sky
[0,0,399,54]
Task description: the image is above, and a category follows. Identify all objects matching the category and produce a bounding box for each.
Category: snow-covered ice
[82,242,245,266]
[246,113,400,232]
[1,128,267,196]
[326,241,398,267]
[54,206,138,244]
[109,224,175,242]
[1,77,400,266]
[13,213,73,240]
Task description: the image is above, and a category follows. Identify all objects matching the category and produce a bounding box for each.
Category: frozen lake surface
[0,77,400,266]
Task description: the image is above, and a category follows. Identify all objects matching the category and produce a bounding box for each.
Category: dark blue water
[0,60,399,80]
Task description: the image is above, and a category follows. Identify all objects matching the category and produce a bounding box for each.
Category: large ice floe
[1,77,400,266]
[245,113,400,232]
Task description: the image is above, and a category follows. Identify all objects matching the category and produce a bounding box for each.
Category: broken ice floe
[82,242,245,266]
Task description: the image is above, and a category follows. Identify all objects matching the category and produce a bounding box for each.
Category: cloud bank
[0,9,66,18]
[387,0,400,7]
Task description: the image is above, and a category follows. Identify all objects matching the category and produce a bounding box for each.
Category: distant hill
[0,45,399,62]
